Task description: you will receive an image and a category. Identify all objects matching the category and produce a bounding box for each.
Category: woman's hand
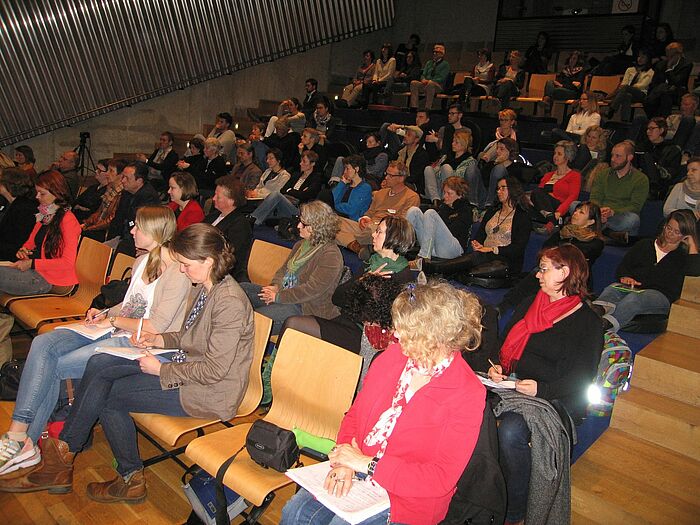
[323,466,354,497]
[259,285,279,305]
[620,276,641,287]
[85,308,108,325]
[131,331,163,348]
[554,212,561,221]
[515,379,538,396]
[176,160,190,170]
[366,263,392,278]
[471,240,493,253]
[12,259,32,271]
[15,247,32,260]
[683,234,698,254]
[136,153,148,162]
[138,351,162,376]
[488,363,506,382]
[329,438,373,473]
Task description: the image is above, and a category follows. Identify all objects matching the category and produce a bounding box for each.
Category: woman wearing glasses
[593,209,699,332]
[488,244,602,525]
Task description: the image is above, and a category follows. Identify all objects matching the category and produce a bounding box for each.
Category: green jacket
[590,166,649,214]
[421,59,451,87]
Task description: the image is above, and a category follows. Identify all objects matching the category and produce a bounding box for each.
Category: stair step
[610,387,700,460]
[681,276,700,303]
[667,299,700,338]
[572,428,700,524]
[632,332,700,406]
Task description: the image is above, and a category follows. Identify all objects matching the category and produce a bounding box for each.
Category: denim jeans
[250,191,300,225]
[281,487,394,525]
[12,330,133,444]
[0,267,52,296]
[239,282,303,335]
[605,211,641,236]
[406,207,464,259]
[379,123,404,159]
[497,411,532,522]
[60,353,187,476]
[330,156,345,183]
[594,285,670,330]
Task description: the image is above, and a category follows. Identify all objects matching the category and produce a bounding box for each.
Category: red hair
[538,245,589,297]
[35,170,72,258]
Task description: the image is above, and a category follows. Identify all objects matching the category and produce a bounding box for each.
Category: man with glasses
[336,161,419,258]
[410,43,450,111]
[589,140,649,244]
[50,151,80,200]
[379,109,432,158]
[423,103,467,195]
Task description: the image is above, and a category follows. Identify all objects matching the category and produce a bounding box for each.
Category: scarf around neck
[367,253,408,274]
[282,240,323,289]
[559,223,597,242]
[499,290,581,373]
[682,180,700,201]
[36,203,60,225]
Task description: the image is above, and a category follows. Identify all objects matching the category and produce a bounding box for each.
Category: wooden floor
[0,386,295,525]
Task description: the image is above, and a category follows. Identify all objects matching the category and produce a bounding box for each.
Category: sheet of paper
[286,461,390,525]
[94,347,178,360]
[476,374,517,389]
[55,322,114,341]
[0,261,14,267]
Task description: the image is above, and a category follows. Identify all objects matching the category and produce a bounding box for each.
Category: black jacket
[108,182,161,247]
[438,198,473,250]
[651,56,692,93]
[0,195,37,261]
[199,155,229,191]
[474,205,532,272]
[146,149,179,181]
[205,209,253,282]
[280,171,322,203]
[182,153,207,185]
[264,132,301,170]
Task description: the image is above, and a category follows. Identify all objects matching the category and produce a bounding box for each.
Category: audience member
[297,127,327,172]
[542,51,586,112]
[301,78,322,119]
[423,102,466,169]
[105,161,160,256]
[337,161,419,258]
[340,50,376,108]
[248,148,291,199]
[589,141,649,243]
[264,98,306,137]
[364,43,396,105]
[231,142,263,191]
[176,136,207,184]
[391,49,422,92]
[198,137,229,193]
[664,156,700,217]
[50,151,80,199]
[407,176,473,262]
[396,125,430,194]
[350,132,389,189]
[263,117,301,169]
[0,171,80,296]
[480,109,518,163]
[524,31,552,74]
[205,176,252,282]
[242,200,344,334]
[207,112,237,158]
[425,128,479,205]
[665,93,699,151]
[308,98,338,144]
[494,51,526,110]
[605,49,654,121]
[71,158,111,222]
[593,209,699,331]
[0,168,37,261]
[649,23,674,62]
[250,150,322,225]
[644,42,692,118]
[245,122,270,169]
[379,110,431,158]
[137,131,178,190]
[166,171,204,231]
[481,137,523,209]
[394,33,421,70]
[571,125,609,191]
[281,280,485,525]
[81,158,127,241]
[410,43,450,110]
[13,145,37,180]
[593,25,639,75]
[637,117,682,196]
[456,48,495,103]
[329,154,373,221]
[489,245,602,524]
[559,92,601,141]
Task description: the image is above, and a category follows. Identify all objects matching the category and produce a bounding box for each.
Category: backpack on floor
[586,331,632,416]
[0,358,25,401]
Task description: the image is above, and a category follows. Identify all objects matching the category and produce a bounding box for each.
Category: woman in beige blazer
[0,224,255,504]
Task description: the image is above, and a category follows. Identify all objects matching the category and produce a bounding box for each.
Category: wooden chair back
[247,240,292,286]
[525,73,557,98]
[453,70,470,87]
[588,75,622,97]
[266,329,362,440]
[109,253,135,282]
[237,312,273,417]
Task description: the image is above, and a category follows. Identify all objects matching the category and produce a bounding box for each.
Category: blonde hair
[453,128,473,153]
[498,109,517,123]
[135,206,177,283]
[577,90,600,115]
[392,280,483,368]
[582,125,607,154]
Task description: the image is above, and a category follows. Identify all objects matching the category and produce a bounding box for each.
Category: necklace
[491,207,515,234]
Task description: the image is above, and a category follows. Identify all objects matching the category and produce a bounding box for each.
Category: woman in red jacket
[167,171,205,231]
[529,140,581,232]
[0,171,80,295]
[281,280,486,525]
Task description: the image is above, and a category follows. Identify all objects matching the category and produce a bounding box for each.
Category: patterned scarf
[364,349,454,461]
[282,240,323,289]
[560,223,597,242]
[173,289,209,363]
[313,110,332,130]
[35,203,60,225]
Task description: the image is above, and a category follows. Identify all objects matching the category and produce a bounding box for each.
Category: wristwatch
[492,246,499,255]
[109,316,117,327]
[367,456,379,476]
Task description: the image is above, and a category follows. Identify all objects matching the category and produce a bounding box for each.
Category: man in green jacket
[410,43,450,110]
[590,140,649,243]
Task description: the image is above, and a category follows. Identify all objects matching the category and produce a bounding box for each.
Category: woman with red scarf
[488,245,601,525]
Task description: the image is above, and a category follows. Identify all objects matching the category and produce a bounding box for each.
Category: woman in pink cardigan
[529,141,581,232]
[281,280,486,525]
[0,171,80,295]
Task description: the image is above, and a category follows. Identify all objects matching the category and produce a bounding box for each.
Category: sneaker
[0,434,41,476]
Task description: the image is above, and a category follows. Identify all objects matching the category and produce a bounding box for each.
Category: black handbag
[0,359,25,400]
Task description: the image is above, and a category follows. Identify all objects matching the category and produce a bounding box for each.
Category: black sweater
[438,198,474,250]
[474,205,532,272]
[616,238,700,302]
[0,195,37,261]
[501,295,603,419]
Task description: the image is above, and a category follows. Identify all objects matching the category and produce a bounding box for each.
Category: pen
[488,358,499,371]
[136,317,143,342]
[94,308,110,319]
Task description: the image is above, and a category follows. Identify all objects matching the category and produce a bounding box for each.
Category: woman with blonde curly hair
[282,279,486,524]
[241,200,344,334]
[0,205,191,476]
[572,125,609,191]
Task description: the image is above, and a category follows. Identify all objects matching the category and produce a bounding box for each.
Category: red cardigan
[539,169,582,216]
[168,200,205,231]
[336,343,485,525]
[22,211,81,286]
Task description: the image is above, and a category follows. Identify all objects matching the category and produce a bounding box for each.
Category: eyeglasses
[299,220,308,228]
[664,224,682,235]
[384,172,401,178]
[647,126,660,131]
[536,264,565,273]
[496,185,508,191]
[448,111,460,116]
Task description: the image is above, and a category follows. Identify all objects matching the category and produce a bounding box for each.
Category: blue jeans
[0,267,52,295]
[251,191,300,225]
[497,411,532,522]
[239,282,303,335]
[281,487,394,525]
[330,157,345,182]
[594,285,670,330]
[604,211,641,236]
[12,330,134,443]
[60,353,187,477]
[406,207,464,259]
[379,123,404,159]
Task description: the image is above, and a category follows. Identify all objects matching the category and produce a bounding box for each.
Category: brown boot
[0,437,74,493]
[347,240,363,254]
[87,469,146,504]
